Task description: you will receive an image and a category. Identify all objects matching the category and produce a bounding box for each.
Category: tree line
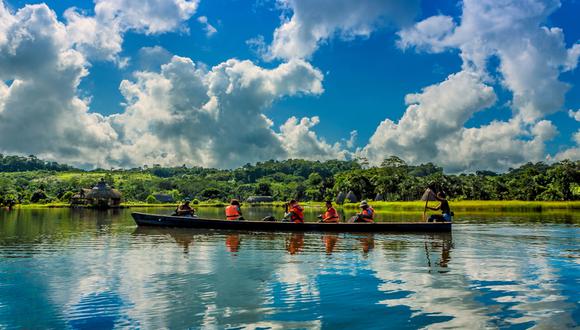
[0,154,74,172]
[0,155,578,205]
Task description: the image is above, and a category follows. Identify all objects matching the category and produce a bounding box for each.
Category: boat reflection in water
[132,228,452,260]
[3,208,579,329]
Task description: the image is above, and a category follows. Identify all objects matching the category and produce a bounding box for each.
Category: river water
[0,207,578,329]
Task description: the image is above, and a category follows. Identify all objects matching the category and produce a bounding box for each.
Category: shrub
[60,191,75,202]
[145,195,157,204]
[30,190,47,203]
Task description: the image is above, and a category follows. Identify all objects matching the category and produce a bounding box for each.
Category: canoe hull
[131,212,452,233]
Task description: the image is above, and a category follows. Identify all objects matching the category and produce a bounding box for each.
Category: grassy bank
[10,200,580,212]
[341,200,580,212]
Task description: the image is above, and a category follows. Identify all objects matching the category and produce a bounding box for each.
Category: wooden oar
[420,188,435,222]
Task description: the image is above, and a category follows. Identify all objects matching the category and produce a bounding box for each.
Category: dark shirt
[440,200,451,214]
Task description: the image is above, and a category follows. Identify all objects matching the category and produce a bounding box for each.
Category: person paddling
[176,199,195,217]
[318,201,339,223]
[225,199,244,220]
[285,200,304,223]
[427,192,453,222]
[355,200,374,223]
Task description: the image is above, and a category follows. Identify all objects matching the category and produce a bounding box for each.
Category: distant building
[154,194,175,203]
[70,189,91,207]
[346,191,358,203]
[336,191,346,204]
[71,178,122,208]
[246,196,274,203]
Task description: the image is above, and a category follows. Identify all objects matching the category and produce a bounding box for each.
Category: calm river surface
[0,207,578,329]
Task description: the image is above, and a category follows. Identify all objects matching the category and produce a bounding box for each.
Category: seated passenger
[427,192,453,222]
[355,200,374,223]
[285,200,304,224]
[225,199,244,220]
[175,199,195,217]
[318,201,339,223]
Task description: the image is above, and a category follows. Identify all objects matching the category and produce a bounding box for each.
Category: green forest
[0,154,579,206]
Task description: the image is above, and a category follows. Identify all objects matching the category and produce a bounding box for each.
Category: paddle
[421,188,437,221]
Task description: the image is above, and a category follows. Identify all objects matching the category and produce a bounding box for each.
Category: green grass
[340,200,580,212]
[15,201,228,209]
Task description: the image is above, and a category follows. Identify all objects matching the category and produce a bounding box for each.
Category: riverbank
[9,200,580,212]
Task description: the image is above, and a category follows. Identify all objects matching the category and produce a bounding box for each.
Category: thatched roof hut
[86,180,121,200]
[246,196,274,203]
[154,194,174,203]
[336,191,346,204]
[72,178,122,208]
[345,191,358,203]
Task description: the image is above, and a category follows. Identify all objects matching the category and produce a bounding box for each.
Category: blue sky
[0,0,579,171]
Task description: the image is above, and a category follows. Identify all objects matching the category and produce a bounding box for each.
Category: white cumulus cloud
[265,0,419,60]
[0,1,351,169]
[362,0,580,171]
[569,109,580,122]
[65,0,199,64]
[362,71,560,172]
[0,3,117,167]
[279,116,349,161]
[108,56,343,168]
[398,0,579,123]
[197,16,217,37]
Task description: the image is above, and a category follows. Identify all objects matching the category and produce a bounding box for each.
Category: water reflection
[225,234,241,253]
[286,233,304,255]
[359,234,375,255]
[0,208,578,328]
[322,234,338,255]
[423,233,453,271]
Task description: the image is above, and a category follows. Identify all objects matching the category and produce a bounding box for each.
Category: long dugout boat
[132,212,452,233]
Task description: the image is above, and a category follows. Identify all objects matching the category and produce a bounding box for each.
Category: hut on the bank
[345,191,358,203]
[336,191,346,204]
[154,194,174,203]
[246,196,274,203]
[71,178,122,208]
[70,188,91,206]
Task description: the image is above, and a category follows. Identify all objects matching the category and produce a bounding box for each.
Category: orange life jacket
[290,205,304,223]
[225,205,241,220]
[323,207,339,223]
[361,207,374,222]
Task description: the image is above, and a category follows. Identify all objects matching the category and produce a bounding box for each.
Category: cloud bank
[0,1,347,169]
[0,0,578,172]
[362,0,579,170]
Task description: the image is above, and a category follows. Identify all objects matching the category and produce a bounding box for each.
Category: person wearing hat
[427,192,452,222]
[356,200,374,223]
[176,199,195,217]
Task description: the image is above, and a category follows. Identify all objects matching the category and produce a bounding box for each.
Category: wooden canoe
[131,212,452,233]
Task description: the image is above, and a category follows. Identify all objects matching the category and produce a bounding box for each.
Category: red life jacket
[225,205,241,220]
[323,207,339,223]
[290,205,304,223]
[361,207,374,222]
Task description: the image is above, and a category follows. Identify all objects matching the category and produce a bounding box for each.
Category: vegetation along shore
[0,154,578,209]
